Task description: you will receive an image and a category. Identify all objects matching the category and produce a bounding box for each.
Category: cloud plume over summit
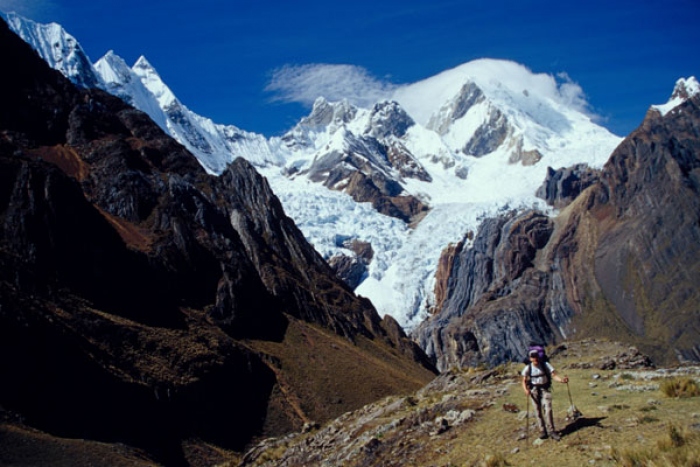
[266,63,399,109]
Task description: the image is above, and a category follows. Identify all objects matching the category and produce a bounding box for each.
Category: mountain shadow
[0,19,436,466]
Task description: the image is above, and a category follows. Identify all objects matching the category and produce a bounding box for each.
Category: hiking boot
[538,432,548,440]
[550,431,561,441]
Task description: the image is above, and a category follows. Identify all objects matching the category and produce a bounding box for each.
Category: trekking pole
[566,380,582,420]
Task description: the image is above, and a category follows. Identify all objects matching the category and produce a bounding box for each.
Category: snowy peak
[393,59,582,125]
[131,55,178,109]
[425,79,511,158]
[1,11,102,89]
[94,50,133,84]
[133,55,157,75]
[652,76,700,116]
[391,59,605,164]
[283,97,431,222]
[9,13,627,331]
[94,51,170,131]
[671,76,700,100]
[5,12,279,174]
[282,98,359,150]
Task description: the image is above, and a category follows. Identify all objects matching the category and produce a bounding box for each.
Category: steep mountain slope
[3,13,622,332]
[0,20,435,466]
[1,11,102,89]
[416,80,700,369]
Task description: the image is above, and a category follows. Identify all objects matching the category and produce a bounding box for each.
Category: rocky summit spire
[652,76,700,116]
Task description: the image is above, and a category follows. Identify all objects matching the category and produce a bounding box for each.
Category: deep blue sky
[4,0,698,137]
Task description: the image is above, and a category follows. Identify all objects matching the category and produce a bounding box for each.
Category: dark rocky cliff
[416,93,700,370]
[415,210,557,370]
[0,21,436,466]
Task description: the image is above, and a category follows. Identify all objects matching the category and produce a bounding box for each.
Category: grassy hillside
[245,317,438,436]
[238,339,700,467]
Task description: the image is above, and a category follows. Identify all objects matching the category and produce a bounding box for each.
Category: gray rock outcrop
[417,92,700,369]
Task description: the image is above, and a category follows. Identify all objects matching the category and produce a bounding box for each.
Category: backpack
[528,343,548,363]
[524,342,551,389]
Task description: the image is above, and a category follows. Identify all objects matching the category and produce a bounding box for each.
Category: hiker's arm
[551,370,569,384]
[522,376,530,395]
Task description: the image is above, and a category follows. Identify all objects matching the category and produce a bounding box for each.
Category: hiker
[522,348,569,440]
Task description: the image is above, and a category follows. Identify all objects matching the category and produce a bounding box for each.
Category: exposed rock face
[427,81,486,135]
[292,100,431,223]
[536,163,601,208]
[328,239,374,289]
[463,105,511,157]
[415,211,555,370]
[0,21,436,465]
[298,97,358,131]
[365,100,414,140]
[507,137,543,166]
[416,92,700,369]
[304,131,430,222]
[569,97,700,364]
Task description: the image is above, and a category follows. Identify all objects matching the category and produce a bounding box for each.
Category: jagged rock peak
[426,80,485,135]
[652,76,699,116]
[366,100,415,139]
[299,97,358,129]
[670,76,700,100]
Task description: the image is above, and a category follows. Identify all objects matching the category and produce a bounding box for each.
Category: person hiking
[522,348,569,440]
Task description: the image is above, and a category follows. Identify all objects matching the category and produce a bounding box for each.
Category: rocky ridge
[0,20,436,466]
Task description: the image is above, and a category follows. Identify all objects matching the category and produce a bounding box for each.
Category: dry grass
[422,340,700,467]
[660,377,700,398]
[229,339,700,467]
[612,423,700,467]
[245,317,436,436]
[0,424,158,467]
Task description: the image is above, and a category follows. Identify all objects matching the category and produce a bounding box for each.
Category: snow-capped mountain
[6,12,633,330]
[1,12,102,89]
[651,76,700,116]
[2,12,279,174]
[95,52,282,173]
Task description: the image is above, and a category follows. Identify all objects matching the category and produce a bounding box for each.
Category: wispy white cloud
[555,72,589,113]
[266,64,398,108]
[0,0,58,21]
